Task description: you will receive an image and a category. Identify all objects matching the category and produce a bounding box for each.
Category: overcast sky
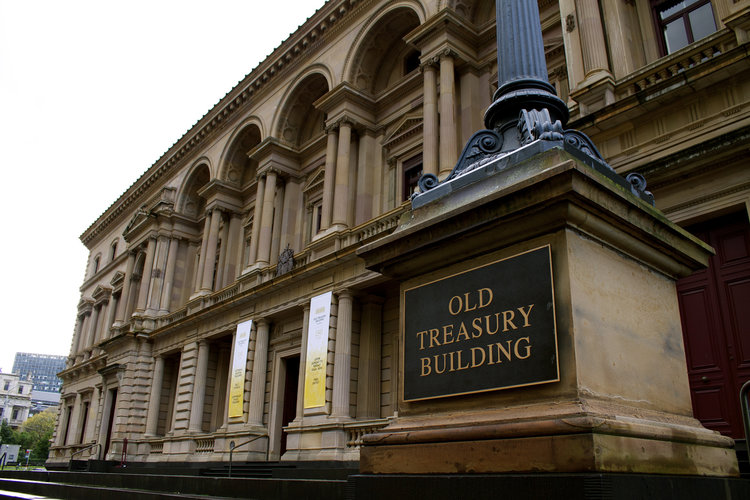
[0,1,320,374]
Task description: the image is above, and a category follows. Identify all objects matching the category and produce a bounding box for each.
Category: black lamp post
[415,0,652,206]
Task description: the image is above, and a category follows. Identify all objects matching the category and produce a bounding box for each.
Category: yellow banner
[228,319,252,418]
[304,291,332,409]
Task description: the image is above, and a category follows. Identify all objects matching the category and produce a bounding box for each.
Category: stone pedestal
[357,142,738,477]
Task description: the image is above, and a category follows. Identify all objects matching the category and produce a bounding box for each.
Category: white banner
[228,319,252,417]
[304,291,332,409]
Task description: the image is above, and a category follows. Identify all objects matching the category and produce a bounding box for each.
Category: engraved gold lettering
[456,322,470,342]
[502,310,516,331]
[421,357,431,376]
[448,295,463,315]
[478,287,493,308]
[517,304,534,327]
[496,340,513,362]
[434,353,447,374]
[463,292,477,312]
[456,350,470,370]
[429,328,440,348]
[417,330,428,350]
[471,317,483,338]
[471,346,486,368]
[442,324,454,345]
[515,337,532,359]
[485,313,500,335]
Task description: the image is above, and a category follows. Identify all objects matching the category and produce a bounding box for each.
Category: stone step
[0,471,347,500]
[0,479,235,500]
[0,488,60,500]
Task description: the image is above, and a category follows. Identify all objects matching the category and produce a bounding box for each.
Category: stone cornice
[80,0,377,249]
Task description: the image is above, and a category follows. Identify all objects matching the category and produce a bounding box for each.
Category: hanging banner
[228,319,252,417]
[304,291,332,409]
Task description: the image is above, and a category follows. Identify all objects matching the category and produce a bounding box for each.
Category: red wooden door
[677,211,750,438]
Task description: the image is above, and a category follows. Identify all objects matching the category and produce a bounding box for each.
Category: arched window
[110,240,118,262]
[93,255,101,275]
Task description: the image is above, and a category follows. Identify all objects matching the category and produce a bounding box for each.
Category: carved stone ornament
[276,245,295,277]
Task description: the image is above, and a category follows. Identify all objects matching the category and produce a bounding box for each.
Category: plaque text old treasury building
[50,0,750,468]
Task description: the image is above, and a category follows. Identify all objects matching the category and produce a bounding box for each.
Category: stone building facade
[49,0,750,468]
[0,374,33,429]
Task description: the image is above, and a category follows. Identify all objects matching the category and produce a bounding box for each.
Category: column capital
[439,48,459,61]
[420,57,440,71]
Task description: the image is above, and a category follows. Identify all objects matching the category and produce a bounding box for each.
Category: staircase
[0,470,347,500]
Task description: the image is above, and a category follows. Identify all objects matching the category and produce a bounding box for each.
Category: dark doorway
[103,388,118,457]
[280,356,300,456]
[677,211,750,438]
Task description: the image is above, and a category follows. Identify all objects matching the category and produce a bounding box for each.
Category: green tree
[0,419,16,445]
[20,410,56,462]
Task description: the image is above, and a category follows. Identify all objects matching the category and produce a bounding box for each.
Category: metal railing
[228,434,267,478]
[69,442,101,471]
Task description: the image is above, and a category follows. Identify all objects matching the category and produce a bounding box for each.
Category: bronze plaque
[402,246,559,402]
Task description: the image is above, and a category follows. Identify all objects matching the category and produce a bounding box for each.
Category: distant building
[0,373,32,429]
[12,353,66,393]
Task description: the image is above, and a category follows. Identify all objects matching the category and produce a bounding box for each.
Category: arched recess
[220,122,262,189]
[447,0,494,25]
[177,162,212,219]
[347,5,423,94]
[274,71,331,148]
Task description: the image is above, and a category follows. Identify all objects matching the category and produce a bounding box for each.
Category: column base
[360,404,738,477]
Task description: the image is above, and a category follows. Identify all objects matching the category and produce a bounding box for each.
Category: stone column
[356,299,383,419]
[422,61,439,177]
[66,393,83,445]
[356,130,376,225]
[104,295,117,339]
[200,208,222,292]
[257,170,277,265]
[575,0,610,78]
[280,178,302,253]
[72,314,86,355]
[270,179,285,265]
[346,132,359,227]
[194,213,212,293]
[188,341,210,432]
[248,320,270,426]
[85,306,100,350]
[145,356,165,436]
[94,302,108,344]
[332,121,352,228]
[223,213,242,285]
[332,291,353,419]
[95,384,110,458]
[115,250,137,324]
[147,235,169,314]
[321,126,339,231]
[215,215,230,288]
[295,305,311,420]
[135,237,156,312]
[84,386,100,443]
[439,52,458,177]
[160,238,179,313]
[248,174,266,266]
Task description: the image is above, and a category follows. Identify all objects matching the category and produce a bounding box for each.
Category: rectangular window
[17,386,22,394]
[3,381,9,391]
[653,0,716,54]
[402,153,423,201]
[312,201,323,235]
